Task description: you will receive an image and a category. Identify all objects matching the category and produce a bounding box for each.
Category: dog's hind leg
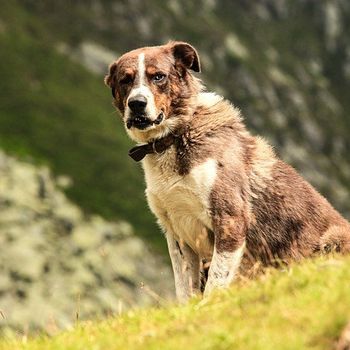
[166,233,201,302]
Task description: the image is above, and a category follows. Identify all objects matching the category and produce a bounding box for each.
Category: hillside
[0,2,162,251]
[1,255,350,350]
[0,151,172,332]
[0,1,350,255]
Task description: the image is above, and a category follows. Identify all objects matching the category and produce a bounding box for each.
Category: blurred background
[0,0,349,334]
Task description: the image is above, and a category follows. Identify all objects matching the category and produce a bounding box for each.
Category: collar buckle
[128,134,176,162]
[152,140,161,155]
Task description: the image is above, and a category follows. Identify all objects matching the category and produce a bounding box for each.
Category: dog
[105,41,350,301]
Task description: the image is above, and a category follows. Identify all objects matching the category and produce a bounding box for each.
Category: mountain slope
[0,151,172,332]
[0,2,163,251]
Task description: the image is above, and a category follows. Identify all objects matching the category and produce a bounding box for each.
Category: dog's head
[105,41,202,142]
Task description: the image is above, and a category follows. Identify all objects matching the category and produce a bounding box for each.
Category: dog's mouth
[126,112,164,130]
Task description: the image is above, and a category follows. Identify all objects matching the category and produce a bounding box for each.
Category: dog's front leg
[204,216,246,297]
[166,233,200,302]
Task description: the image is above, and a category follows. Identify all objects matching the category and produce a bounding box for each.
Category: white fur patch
[166,233,200,302]
[204,241,246,296]
[196,92,223,108]
[185,158,217,229]
[126,53,157,123]
[145,157,218,259]
[138,52,146,85]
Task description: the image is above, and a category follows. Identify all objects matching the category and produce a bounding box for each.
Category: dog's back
[247,158,350,264]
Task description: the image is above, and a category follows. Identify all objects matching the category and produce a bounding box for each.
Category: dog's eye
[119,75,133,85]
[152,73,166,83]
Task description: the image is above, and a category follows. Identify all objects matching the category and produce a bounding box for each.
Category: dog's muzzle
[126,112,164,130]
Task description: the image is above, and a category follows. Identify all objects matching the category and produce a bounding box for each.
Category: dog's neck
[128,92,227,164]
[128,133,177,162]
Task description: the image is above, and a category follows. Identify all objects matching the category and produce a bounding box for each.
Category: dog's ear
[170,41,201,73]
[104,62,117,98]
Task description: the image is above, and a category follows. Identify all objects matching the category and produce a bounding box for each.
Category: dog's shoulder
[191,92,243,135]
[173,92,259,175]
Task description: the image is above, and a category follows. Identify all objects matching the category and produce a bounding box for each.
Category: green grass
[1,255,349,350]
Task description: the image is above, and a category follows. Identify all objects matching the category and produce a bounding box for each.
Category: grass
[1,255,349,350]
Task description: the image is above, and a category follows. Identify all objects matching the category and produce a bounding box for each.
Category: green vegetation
[0,2,164,252]
[1,255,349,349]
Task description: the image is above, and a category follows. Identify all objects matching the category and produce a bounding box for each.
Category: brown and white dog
[105,41,350,301]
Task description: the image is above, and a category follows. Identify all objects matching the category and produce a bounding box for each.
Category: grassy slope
[1,255,350,350]
[0,2,164,252]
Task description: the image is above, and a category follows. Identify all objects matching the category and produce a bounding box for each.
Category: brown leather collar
[128,134,176,162]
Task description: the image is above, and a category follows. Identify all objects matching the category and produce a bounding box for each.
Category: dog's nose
[128,95,147,113]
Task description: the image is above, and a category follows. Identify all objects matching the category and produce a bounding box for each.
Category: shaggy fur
[105,41,350,301]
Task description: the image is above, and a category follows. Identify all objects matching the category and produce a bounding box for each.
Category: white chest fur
[143,152,217,259]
